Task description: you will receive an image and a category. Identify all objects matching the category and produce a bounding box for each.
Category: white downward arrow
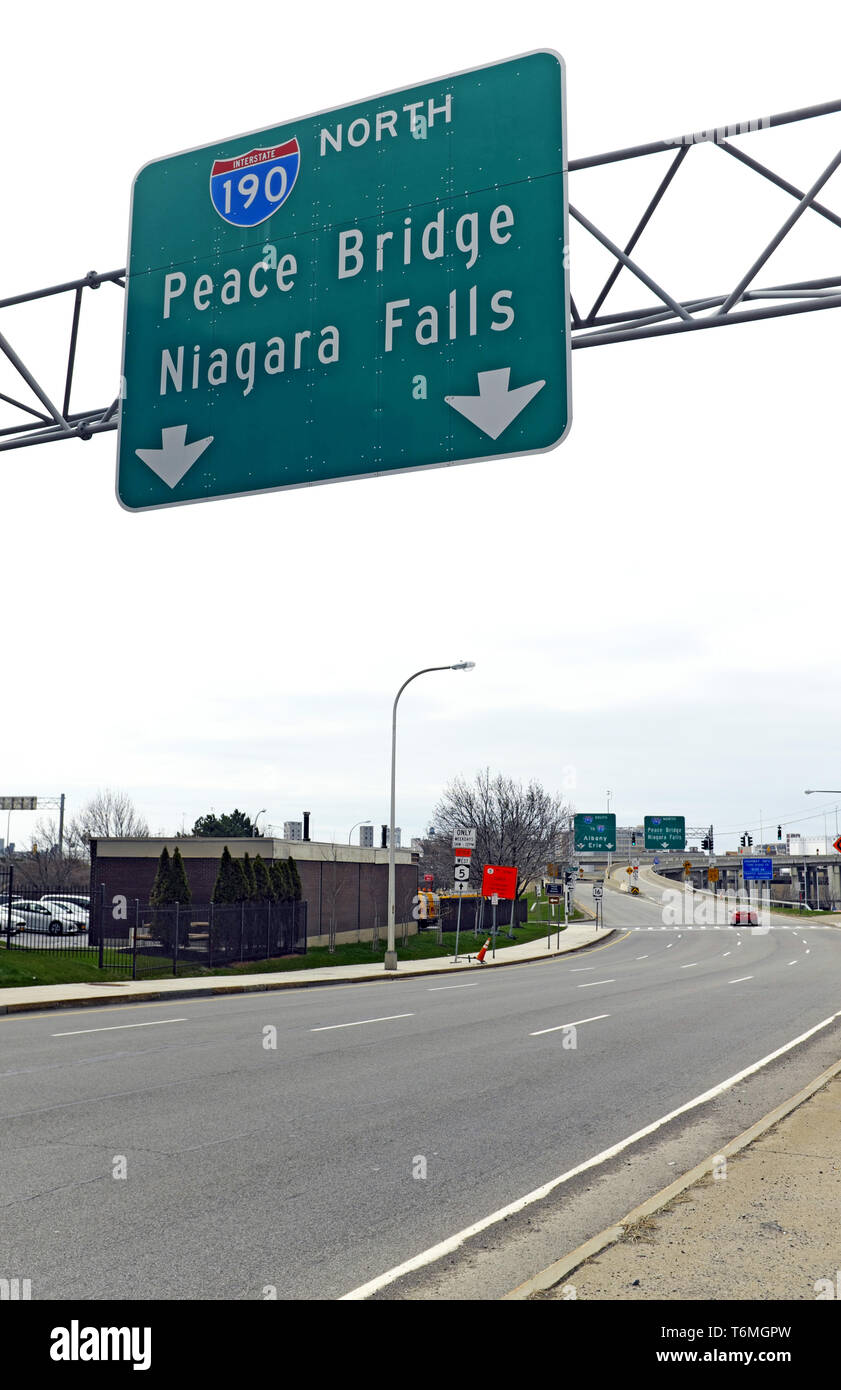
[445,368,546,440]
[135,425,213,488]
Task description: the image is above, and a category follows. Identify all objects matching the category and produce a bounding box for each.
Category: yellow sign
[708,867,719,882]
[626,866,634,875]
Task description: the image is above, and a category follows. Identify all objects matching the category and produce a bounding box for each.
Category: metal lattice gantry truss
[1,96,841,452]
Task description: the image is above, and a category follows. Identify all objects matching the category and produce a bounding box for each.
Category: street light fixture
[252,809,267,838]
[348,819,372,844]
[385,661,476,970]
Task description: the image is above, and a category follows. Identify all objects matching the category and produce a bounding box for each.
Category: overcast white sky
[2,0,841,853]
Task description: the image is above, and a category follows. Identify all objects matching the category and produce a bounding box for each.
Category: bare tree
[67,789,149,860]
[10,816,87,894]
[428,769,574,899]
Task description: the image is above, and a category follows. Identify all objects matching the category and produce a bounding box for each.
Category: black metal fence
[1,867,307,977]
[436,895,528,933]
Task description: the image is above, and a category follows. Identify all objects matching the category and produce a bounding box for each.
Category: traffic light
[777,825,783,840]
[631,832,636,846]
[702,836,710,851]
[747,835,753,847]
[740,834,746,847]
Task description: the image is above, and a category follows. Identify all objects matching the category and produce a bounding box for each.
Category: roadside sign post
[452,828,475,964]
[118,52,570,511]
[593,882,604,929]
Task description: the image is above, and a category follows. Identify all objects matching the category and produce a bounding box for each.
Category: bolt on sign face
[117,50,570,510]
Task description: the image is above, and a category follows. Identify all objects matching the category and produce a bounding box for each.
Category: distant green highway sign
[117,51,570,511]
[574,813,616,852]
[644,816,686,850]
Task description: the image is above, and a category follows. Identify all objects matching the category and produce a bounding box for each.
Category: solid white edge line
[530,1014,609,1037]
[52,1018,188,1037]
[310,1013,414,1032]
[339,1005,841,1300]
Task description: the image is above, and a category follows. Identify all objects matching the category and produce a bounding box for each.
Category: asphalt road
[2,884,840,1300]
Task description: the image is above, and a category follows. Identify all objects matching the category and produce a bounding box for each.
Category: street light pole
[252,809,266,838]
[385,661,475,971]
[348,819,372,844]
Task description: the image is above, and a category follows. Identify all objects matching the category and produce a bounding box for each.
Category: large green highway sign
[574,814,616,852]
[117,51,570,511]
[644,816,686,851]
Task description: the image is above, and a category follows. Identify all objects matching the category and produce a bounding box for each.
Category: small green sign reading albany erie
[574,814,617,852]
[117,51,570,510]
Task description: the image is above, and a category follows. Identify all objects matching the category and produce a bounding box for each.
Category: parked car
[11,900,84,935]
[40,896,89,927]
[44,894,89,910]
[1,911,25,935]
[729,908,759,926]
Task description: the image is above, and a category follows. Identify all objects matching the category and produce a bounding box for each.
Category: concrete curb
[502,1051,841,1299]
[0,927,617,1016]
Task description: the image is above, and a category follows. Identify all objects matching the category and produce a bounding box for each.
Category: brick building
[89,836,420,947]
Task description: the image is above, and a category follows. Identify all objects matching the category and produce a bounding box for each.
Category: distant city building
[410,837,424,856]
[787,833,837,856]
[359,824,374,848]
[283,821,302,841]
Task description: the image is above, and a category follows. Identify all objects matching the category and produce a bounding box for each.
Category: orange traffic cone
[476,937,491,964]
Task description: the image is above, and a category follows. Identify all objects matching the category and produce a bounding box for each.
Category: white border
[116,49,571,513]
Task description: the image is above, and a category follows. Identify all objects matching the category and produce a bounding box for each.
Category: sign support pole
[453,890,463,965]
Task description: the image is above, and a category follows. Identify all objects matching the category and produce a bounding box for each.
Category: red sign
[423,874,434,884]
[454,847,473,859]
[481,864,518,898]
[834,836,841,854]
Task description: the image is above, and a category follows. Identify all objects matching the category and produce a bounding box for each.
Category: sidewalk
[516,1061,841,1302]
[0,920,613,1015]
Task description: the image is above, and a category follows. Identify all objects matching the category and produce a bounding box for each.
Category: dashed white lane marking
[53,1019,187,1037]
[340,1006,841,1300]
[666,943,674,949]
[788,961,799,966]
[577,979,615,988]
[310,1013,414,1032]
[728,976,754,984]
[680,963,698,969]
[635,955,649,960]
[427,984,477,992]
[570,967,595,972]
[805,949,811,955]
[530,1014,609,1037]
[722,951,732,957]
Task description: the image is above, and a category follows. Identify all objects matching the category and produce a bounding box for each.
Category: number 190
[221,164,288,214]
